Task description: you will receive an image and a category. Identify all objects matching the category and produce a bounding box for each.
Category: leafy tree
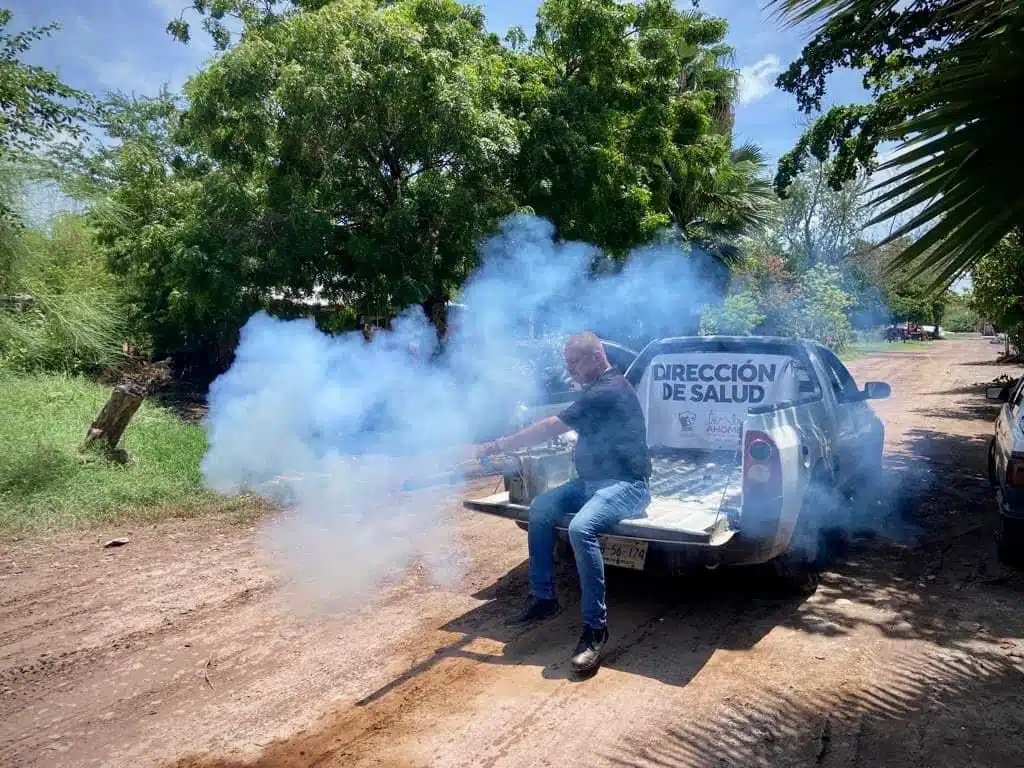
[843,236,949,333]
[942,291,977,333]
[108,0,780,371]
[183,0,519,334]
[509,0,774,261]
[100,0,520,371]
[972,229,1024,352]
[734,160,886,329]
[712,255,855,345]
[770,0,1024,287]
[884,281,932,325]
[164,0,331,49]
[700,290,764,335]
[668,142,777,265]
[79,92,263,376]
[0,10,91,158]
[775,160,866,270]
[781,263,854,345]
[0,10,92,225]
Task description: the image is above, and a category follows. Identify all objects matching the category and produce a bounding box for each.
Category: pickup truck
[463,336,892,594]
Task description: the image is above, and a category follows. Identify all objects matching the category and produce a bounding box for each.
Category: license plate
[599,536,648,570]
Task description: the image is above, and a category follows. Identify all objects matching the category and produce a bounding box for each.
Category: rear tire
[847,438,885,538]
[769,475,832,597]
[771,551,821,597]
[997,513,1024,568]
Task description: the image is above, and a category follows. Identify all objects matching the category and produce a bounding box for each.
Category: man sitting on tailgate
[475,332,651,674]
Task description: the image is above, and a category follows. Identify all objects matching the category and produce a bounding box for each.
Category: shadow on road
[925,383,1015,397]
[912,404,1002,422]
[439,561,808,686]
[604,644,1023,767]
[350,558,808,706]
[963,357,1018,366]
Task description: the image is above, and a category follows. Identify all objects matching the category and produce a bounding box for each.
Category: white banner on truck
[637,353,799,450]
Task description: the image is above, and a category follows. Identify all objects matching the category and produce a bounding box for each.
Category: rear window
[635,349,820,450]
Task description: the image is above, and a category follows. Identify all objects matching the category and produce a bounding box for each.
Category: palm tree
[664,141,778,266]
[670,29,778,267]
[771,0,1024,288]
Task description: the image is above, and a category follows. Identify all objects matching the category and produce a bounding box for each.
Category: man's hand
[472,416,570,461]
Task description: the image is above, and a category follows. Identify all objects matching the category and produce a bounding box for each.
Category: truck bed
[463,451,742,545]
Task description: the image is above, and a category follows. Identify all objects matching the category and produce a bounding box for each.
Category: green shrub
[0,213,127,373]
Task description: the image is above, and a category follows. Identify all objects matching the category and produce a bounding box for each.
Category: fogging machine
[401,445,574,504]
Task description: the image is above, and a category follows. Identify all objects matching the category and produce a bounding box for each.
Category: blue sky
[11,0,871,166]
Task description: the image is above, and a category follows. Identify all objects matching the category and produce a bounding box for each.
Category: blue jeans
[527,478,651,629]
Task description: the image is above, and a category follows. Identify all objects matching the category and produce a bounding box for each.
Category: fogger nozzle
[400,455,519,492]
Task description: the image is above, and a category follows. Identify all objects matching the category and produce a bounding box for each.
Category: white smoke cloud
[201,214,719,612]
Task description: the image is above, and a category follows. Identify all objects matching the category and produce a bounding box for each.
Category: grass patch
[840,339,933,361]
[0,371,257,533]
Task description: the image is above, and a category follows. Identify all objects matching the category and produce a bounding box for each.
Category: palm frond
[767,0,899,28]
[862,27,1024,287]
[730,142,767,165]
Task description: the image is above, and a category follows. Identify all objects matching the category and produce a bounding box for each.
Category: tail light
[742,430,783,537]
[1007,458,1024,487]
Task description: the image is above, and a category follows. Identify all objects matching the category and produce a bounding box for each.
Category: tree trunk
[84,384,144,457]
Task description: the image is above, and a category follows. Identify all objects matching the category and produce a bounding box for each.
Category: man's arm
[476,416,570,458]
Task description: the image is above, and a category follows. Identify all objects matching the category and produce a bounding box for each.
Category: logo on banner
[706,411,744,437]
[677,411,697,432]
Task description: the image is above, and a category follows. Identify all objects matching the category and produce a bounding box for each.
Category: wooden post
[83,383,144,459]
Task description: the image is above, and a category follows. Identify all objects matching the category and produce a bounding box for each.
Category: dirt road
[2,335,1023,768]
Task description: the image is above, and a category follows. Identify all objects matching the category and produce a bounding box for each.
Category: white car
[986,378,1024,564]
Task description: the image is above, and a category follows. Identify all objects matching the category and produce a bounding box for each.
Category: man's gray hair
[565,331,607,359]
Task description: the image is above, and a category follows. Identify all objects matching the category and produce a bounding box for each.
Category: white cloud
[82,54,165,96]
[738,55,783,105]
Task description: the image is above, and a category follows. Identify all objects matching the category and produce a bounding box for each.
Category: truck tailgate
[463,453,740,545]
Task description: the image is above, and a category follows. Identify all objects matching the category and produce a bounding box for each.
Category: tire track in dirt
[168,565,695,767]
[0,583,275,703]
[165,562,805,768]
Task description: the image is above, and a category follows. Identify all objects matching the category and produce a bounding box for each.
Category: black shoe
[505,597,560,627]
[571,625,609,674]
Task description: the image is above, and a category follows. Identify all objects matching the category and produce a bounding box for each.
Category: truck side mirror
[861,381,891,400]
[987,385,1010,402]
